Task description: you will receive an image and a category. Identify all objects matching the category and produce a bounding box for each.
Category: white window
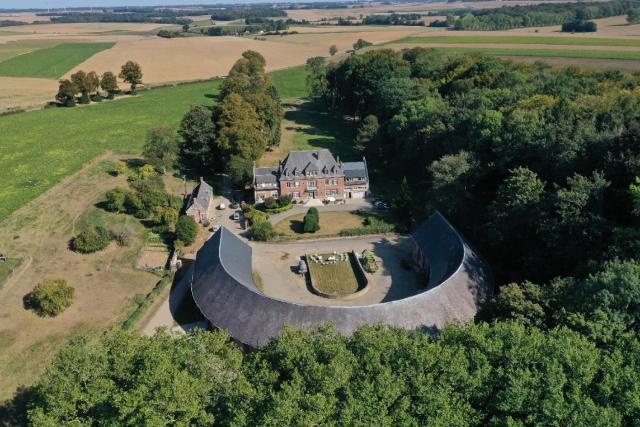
[287,182,294,188]
[325,179,338,186]
[292,192,300,198]
[295,181,300,187]
[326,189,338,196]
[308,180,317,189]
[271,191,278,197]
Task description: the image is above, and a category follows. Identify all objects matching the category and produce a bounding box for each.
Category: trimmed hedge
[122,274,173,329]
[339,216,395,237]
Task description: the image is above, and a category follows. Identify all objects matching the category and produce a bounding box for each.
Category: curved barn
[190,212,493,348]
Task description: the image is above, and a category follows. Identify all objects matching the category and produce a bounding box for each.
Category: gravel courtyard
[251,235,422,306]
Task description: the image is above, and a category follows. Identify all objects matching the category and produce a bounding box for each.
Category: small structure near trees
[185,177,214,223]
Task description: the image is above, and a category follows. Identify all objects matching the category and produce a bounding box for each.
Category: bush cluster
[71,225,111,253]
[27,278,75,317]
[175,215,198,245]
[258,195,293,214]
[340,216,395,237]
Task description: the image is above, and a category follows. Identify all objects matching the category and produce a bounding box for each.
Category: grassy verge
[0,43,115,78]
[122,273,174,330]
[394,35,640,47]
[274,211,394,240]
[0,258,21,288]
[252,270,265,292]
[413,46,640,61]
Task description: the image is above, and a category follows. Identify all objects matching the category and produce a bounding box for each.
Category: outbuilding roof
[187,178,213,213]
[190,212,493,348]
[343,159,368,181]
[254,167,278,185]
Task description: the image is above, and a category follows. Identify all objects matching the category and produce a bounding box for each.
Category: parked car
[233,211,241,221]
[218,203,226,210]
[230,201,240,209]
[374,200,389,210]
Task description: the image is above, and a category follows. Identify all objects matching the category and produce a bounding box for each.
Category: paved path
[142,272,192,336]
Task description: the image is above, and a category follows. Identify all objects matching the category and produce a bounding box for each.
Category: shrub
[112,161,128,176]
[124,192,144,216]
[151,206,179,228]
[28,278,75,317]
[340,216,395,236]
[251,220,277,241]
[175,215,198,245]
[303,207,320,233]
[104,188,128,212]
[112,230,130,247]
[264,197,278,210]
[361,249,379,273]
[71,226,111,253]
[278,195,292,207]
[244,207,269,225]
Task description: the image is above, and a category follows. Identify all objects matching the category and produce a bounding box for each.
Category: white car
[233,211,241,221]
[218,203,226,210]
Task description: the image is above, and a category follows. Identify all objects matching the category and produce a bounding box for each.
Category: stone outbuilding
[185,177,214,223]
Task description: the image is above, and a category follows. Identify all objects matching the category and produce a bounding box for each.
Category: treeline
[451,0,634,30]
[18,304,640,425]
[211,7,287,21]
[0,20,30,27]
[361,13,425,26]
[56,61,142,106]
[206,19,289,36]
[45,12,191,25]
[179,51,282,185]
[307,49,640,289]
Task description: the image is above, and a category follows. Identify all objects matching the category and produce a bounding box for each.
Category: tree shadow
[0,386,34,426]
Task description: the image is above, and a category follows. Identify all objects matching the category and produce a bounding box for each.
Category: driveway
[251,234,421,306]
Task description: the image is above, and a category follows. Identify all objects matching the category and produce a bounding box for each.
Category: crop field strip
[394,35,640,47]
[0,40,59,63]
[427,47,640,61]
[0,42,115,78]
[0,67,305,223]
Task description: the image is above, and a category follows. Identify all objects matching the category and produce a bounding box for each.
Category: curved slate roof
[190,212,493,348]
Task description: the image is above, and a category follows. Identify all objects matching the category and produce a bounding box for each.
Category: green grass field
[0,42,114,78]
[0,66,309,223]
[395,35,640,47]
[270,66,309,99]
[427,47,640,61]
[0,41,59,63]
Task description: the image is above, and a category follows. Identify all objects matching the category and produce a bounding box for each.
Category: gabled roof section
[280,150,343,179]
[343,159,368,181]
[189,178,213,212]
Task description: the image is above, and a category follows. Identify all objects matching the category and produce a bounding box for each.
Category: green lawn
[0,42,115,78]
[270,66,309,99]
[0,66,308,223]
[307,253,361,297]
[395,35,640,47]
[0,258,22,288]
[0,41,59,63]
[274,211,365,238]
[427,47,640,61]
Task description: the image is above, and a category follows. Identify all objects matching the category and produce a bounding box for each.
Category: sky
[0,0,319,10]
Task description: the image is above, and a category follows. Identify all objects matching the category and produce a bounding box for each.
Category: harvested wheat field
[0,12,50,23]
[5,22,169,35]
[64,37,320,83]
[266,27,429,51]
[0,77,58,111]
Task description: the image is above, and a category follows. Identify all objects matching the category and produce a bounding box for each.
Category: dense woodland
[451,0,635,30]
[6,49,640,424]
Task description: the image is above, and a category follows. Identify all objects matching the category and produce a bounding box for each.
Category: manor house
[253,149,369,203]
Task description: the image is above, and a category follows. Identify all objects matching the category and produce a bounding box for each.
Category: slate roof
[254,166,278,185]
[187,178,213,213]
[189,212,493,348]
[343,159,368,183]
[280,149,343,180]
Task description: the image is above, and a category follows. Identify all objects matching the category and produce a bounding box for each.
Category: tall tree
[100,71,119,99]
[119,61,143,94]
[142,126,179,175]
[70,70,91,104]
[179,105,216,170]
[55,79,78,107]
